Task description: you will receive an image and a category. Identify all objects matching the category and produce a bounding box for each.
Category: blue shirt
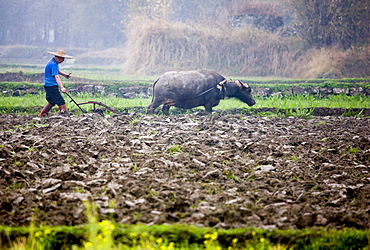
[44,58,59,86]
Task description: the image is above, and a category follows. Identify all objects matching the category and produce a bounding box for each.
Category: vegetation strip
[1,223,369,249]
[0,93,369,117]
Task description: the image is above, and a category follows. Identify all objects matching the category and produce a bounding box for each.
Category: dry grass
[297,44,370,78]
[297,48,348,79]
[343,44,370,78]
[121,16,304,77]
[121,5,370,79]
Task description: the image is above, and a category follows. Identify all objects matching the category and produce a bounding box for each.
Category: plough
[64,92,127,115]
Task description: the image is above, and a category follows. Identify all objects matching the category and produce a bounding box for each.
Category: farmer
[38,49,74,116]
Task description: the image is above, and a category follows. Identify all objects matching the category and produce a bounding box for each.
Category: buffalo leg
[204,104,213,113]
[146,101,162,114]
[162,105,170,115]
[204,99,220,113]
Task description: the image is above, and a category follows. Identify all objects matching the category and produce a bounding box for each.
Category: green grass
[1,219,369,249]
[0,64,45,74]
[0,63,158,82]
[0,93,151,115]
[218,94,370,110]
[0,93,369,116]
[166,145,183,155]
[1,64,369,84]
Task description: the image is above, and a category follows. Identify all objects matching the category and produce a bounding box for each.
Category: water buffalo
[147,70,256,115]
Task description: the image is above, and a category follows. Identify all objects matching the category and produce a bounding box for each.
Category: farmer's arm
[59,70,71,79]
[55,75,67,93]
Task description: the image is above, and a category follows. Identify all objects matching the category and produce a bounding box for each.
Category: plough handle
[64,92,87,113]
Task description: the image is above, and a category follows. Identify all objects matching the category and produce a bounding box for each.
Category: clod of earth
[0,113,369,230]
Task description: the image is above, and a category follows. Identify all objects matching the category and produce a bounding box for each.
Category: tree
[127,0,173,20]
[66,0,127,48]
[0,0,127,48]
[286,0,370,49]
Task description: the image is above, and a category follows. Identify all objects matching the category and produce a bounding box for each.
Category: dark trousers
[45,86,65,106]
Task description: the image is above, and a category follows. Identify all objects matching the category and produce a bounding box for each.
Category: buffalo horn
[217,80,227,91]
[219,79,227,85]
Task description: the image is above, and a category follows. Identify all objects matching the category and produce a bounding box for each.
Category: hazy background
[0,0,369,78]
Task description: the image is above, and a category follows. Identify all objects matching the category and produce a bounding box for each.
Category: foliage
[284,108,313,119]
[341,108,364,118]
[248,94,370,109]
[0,77,365,92]
[285,0,370,49]
[1,221,369,249]
[226,0,280,16]
[166,145,183,155]
[0,91,369,117]
[128,0,173,20]
[0,76,370,116]
[0,0,126,48]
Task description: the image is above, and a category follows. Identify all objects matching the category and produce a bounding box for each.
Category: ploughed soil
[0,112,369,230]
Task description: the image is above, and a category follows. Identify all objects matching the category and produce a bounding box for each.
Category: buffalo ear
[242,81,251,89]
[235,80,243,89]
[237,80,251,89]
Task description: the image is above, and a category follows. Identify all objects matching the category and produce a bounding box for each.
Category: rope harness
[196,79,227,98]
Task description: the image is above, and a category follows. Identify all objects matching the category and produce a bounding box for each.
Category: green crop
[0,92,369,116]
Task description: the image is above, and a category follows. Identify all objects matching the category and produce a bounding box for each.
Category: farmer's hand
[61,87,67,93]
[59,71,72,79]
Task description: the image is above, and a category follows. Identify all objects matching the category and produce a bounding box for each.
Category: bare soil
[0,112,369,230]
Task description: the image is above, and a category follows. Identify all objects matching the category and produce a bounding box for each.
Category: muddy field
[0,112,369,230]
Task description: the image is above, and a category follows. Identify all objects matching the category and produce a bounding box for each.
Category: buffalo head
[228,80,256,106]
